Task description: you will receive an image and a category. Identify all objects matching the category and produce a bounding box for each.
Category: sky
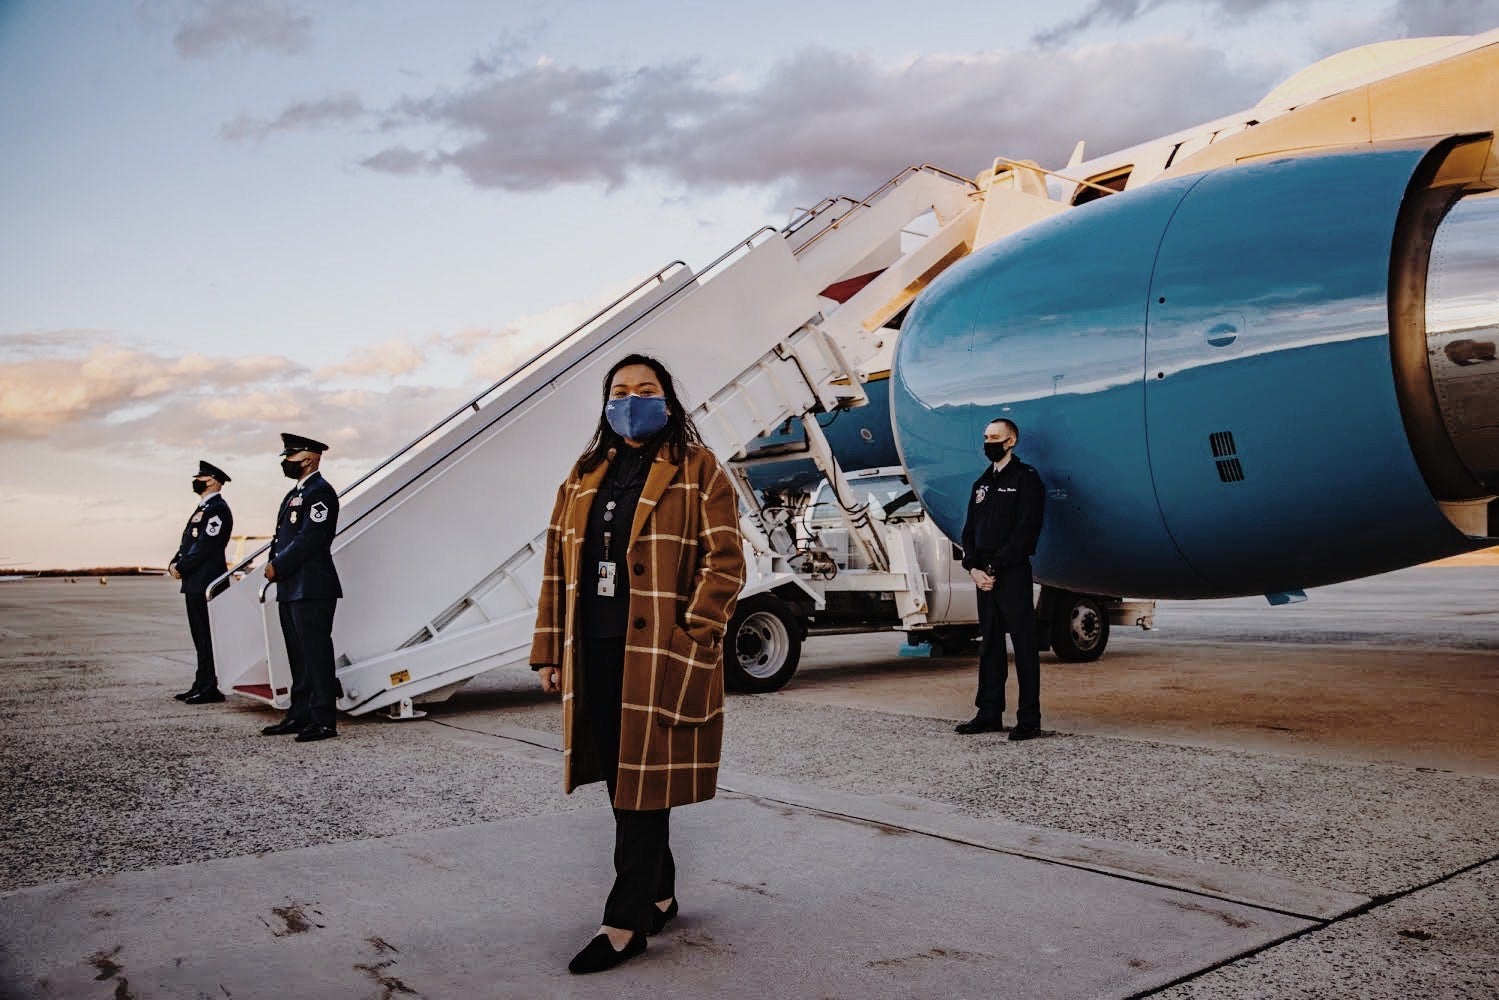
[2,0,1497,568]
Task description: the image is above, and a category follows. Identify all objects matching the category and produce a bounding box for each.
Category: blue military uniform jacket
[170,493,232,596]
[269,472,343,602]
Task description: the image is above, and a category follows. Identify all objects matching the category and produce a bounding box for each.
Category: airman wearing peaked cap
[170,459,233,704]
[261,431,343,742]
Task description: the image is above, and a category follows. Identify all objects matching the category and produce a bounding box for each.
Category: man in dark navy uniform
[259,433,343,742]
[955,418,1047,741]
[170,460,234,703]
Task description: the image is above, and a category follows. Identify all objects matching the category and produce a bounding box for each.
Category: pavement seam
[1126,852,1499,999]
[422,715,1360,923]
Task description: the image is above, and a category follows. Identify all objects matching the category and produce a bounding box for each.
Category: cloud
[278,41,1275,201]
[314,337,426,379]
[1387,0,1499,35]
[1034,0,1497,48]
[1033,0,1296,46]
[0,337,302,437]
[221,93,365,142]
[0,320,584,462]
[173,0,313,59]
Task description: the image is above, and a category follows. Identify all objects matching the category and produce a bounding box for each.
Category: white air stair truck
[723,462,1156,692]
[207,163,1152,717]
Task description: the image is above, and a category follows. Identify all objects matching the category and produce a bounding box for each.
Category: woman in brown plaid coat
[530,353,745,975]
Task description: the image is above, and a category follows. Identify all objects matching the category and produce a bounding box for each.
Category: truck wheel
[1050,592,1109,662]
[725,596,802,693]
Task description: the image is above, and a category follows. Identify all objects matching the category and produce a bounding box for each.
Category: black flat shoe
[954,715,1008,735]
[260,717,307,736]
[649,898,678,935]
[184,689,225,704]
[294,724,339,742]
[173,688,200,701]
[568,932,646,974]
[1008,726,1043,742]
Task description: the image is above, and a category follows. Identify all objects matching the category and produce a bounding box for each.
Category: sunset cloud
[172,0,314,59]
[232,40,1279,202]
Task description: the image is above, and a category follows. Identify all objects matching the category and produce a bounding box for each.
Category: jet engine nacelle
[893,137,1499,599]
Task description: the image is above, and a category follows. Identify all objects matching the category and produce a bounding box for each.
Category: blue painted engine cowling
[893,141,1491,599]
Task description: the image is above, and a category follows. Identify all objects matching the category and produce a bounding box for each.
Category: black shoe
[1008,726,1043,742]
[184,688,225,704]
[954,715,1008,735]
[173,687,201,701]
[294,724,339,742]
[649,898,678,935]
[568,932,646,974]
[260,717,307,736]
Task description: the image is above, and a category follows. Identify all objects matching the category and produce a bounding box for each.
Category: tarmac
[1,571,1496,998]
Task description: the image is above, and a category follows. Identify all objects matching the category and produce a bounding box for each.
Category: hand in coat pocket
[655,627,724,728]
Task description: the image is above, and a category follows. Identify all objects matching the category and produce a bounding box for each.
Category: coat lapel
[629,454,679,550]
[567,460,610,578]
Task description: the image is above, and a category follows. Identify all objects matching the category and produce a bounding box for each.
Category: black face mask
[281,459,304,480]
[192,479,208,495]
[983,442,1010,463]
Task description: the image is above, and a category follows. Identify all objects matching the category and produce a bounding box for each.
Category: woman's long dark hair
[577,353,703,473]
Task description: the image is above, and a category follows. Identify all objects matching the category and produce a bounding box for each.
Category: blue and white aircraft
[763,30,1499,608]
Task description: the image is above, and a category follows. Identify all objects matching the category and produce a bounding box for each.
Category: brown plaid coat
[529,442,745,810]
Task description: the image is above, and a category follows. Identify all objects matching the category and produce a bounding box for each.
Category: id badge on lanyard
[597,530,617,597]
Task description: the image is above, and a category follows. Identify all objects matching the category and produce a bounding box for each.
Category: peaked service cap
[279,432,330,456]
[197,460,231,483]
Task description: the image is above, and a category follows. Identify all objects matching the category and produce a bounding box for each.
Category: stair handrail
[209,259,685,590]
[340,259,694,500]
[791,164,979,257]
[209,225,781,594]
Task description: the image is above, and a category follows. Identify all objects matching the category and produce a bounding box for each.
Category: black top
[170,492,233,596]
[269,471,343,602]
[960,457,1046,572]
[580,444,657,639]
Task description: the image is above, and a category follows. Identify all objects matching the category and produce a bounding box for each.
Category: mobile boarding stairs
[207,164,1019,718]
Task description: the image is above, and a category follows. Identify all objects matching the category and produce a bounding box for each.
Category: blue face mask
[605,394,669,440]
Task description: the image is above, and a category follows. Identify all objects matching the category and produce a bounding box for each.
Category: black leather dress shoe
[954,716,1008,735]
[173,687,201,701]
[568,932,646,974]
[1008,726,1043,742]
[649,898,678,935]
[260,717,307,736]
[184,688,225,704]
[294,724,338,742]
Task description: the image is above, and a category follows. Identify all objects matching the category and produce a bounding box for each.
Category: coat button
[633,563,644,576]
[633,617,647,630]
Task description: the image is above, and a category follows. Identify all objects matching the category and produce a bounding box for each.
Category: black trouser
[278,599,339,727]
[974,563,1041,730]
[584,636,675,935]
[184,592,216,691]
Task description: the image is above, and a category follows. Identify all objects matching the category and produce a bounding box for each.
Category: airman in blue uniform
[170,460,233,703]
[259,433,344,742]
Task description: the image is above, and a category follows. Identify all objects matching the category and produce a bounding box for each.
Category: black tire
[724,596,803,693]
[1050,592,1110,662]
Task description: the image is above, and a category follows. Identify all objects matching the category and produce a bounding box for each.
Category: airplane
[761,29,1499,605]
[206,28,1499,715]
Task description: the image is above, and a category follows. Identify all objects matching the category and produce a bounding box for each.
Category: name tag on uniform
[597,561,617,597]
